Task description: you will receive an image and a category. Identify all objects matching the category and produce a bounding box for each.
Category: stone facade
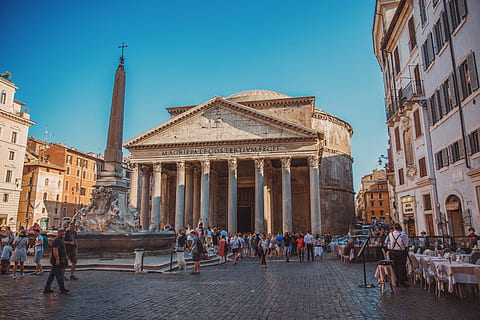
[125,90,354,234]
[0,76,34,230]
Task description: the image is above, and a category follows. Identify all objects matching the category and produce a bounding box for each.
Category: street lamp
[378,154,388,166]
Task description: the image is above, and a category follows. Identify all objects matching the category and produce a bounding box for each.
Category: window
[54,208,58,215]
[8,151,14,160]
[77,157,82,166]
[395,127,401,151]
[5,170,12,183]
[469,129,480,155]
[62,207,67,217]
[435,148,450,169]
[458,52,479,100]
[0,90,6,104]
[370,201,375,207]
[422,33,435,70]
[11,131,17,144]
[43,192,48,200]
[419,0,427,26]
[378,185,382,190]
[82,171,86,179]
[442,74,457,113]
[434,13,448,55]
[449,140,465,163]
[370,193,374,200]
[83,159,88,168]
[57,180,61,188]
[80,187,86,196]
[66,167,70,175]
[408,17,416,51]
[423,194,432,211]
[76,169,80,177]
[398,168,405,185]
[413,109,422,138]
[45,178,49,186]
[371,211,375,216]
[379,193,383,199]
[447,0,467,32]
[379,201,383,206]
[64,195,68,203]
[75,182,79,190]
[3,193,8,202]
[380,210,384,216]
[419,157,427,177]
[67,155,72,164]
[56,194,60,202]
[42,208,46,213]
[393,47,401,76]
[64,180,69,191]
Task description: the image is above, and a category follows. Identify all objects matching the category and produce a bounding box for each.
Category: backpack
[42,235,49,250]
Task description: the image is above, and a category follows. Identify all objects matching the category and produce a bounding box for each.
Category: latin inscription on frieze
[160,145,283,156]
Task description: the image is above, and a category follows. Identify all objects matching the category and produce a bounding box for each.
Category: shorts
[284,246,291,254]
[35,249,44,263]
[232,248,239,253]
[192,252,201,261]
[11,249,27,263]
[66,247,78,263]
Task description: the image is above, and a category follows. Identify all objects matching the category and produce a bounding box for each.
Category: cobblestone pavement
[1,253,479,320]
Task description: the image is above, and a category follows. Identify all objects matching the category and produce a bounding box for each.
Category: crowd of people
[0,223,79,294]
[174,220,335,274]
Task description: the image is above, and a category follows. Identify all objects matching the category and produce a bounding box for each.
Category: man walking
[33,229,44,275]
[64,223,78,280]
[44,229,69,294]
[304,231,315,262]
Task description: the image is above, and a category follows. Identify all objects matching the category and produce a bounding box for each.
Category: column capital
[130,162,138,170]
[254,158,264,170]
[308,155,320,168]
[201,160,210,172]
[228,158,237,171]
[176,160,185,169]
[140,165,151,175]
[281,157,291,168]
[153,162,162,173]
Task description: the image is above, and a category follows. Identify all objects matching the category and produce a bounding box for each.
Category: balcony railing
[401,80,424,103]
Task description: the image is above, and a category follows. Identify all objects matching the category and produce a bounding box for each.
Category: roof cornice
[381,0,409,50]
[0,108,35,126]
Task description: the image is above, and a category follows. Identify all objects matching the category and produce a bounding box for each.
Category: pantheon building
[124,90,354,235]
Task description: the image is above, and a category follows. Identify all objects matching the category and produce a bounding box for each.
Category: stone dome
[226,90,291,103]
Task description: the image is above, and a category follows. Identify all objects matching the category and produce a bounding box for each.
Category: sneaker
[12,275,16,280]
[70,275,79,281]
[43,289,54,294]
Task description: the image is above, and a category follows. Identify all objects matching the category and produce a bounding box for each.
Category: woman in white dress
[11,230,29,279]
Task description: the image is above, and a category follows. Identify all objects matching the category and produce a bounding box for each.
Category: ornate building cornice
[312,110,353,135]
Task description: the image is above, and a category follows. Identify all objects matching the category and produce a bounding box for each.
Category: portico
[125,90,354,235]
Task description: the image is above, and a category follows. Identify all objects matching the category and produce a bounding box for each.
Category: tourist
[304,231,315,262]
[189,231,202,275]
[211,228,219,253]
[11,230,29,279]
[385,223,409,287]
[64,223,79,280]
[178,230,187,250]
[418,231,429,253]
[206,226,213,248]
[1,238,12,275]
[249,234,256,258]
[259,234,269,268]
[33,229,44,274]
[218,235,227,264]
[283,232,292,262]
[231,235,241,265]
[297,233,305,262]
[44,228,69,294]
[275,232,284,259]
[314,234,323,257]
[467,227,479,249]
[291,233,298,256]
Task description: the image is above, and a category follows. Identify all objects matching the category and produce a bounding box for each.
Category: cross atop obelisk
[119,42,128,64]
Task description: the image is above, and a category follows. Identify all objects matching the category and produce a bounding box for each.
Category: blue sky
[1,0,388,192]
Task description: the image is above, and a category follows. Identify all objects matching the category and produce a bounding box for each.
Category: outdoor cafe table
[432,261,478,293]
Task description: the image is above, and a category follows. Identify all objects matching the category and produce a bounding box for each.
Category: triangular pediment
[124,97,318,148]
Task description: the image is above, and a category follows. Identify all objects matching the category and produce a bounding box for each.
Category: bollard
[134,248,145,273]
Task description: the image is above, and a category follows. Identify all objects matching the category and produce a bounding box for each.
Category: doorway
[446,195,464,236]
[237,207,252,233]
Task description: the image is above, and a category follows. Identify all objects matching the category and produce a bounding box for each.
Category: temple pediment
[124,97,319,148]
